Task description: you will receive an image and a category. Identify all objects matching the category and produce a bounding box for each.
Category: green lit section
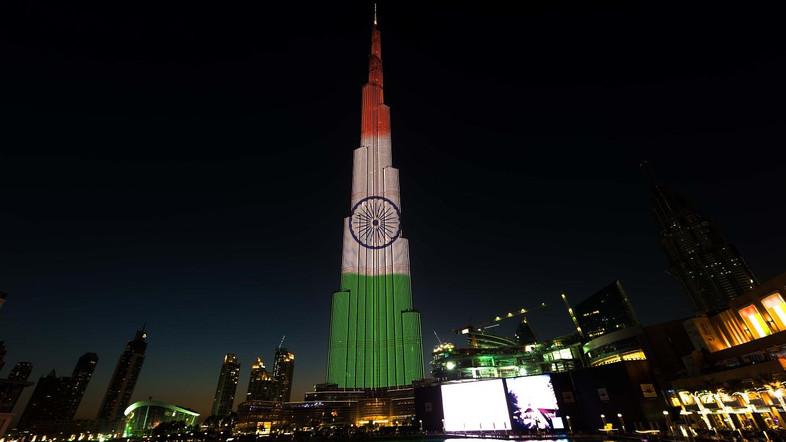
[327,273,424,388]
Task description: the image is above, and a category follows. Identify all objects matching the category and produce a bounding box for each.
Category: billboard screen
[441,379,511,432]
[504,374,561,431]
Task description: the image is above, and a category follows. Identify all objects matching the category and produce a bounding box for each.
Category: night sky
[2,1,784,421]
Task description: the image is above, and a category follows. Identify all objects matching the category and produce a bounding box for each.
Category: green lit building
[326,17,423,389]
[123,400,199,437]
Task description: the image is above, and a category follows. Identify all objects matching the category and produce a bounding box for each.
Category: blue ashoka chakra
[349,196,401,249]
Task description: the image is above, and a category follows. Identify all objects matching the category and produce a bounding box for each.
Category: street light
[565,416,573,434]
[601,414,607,427]
[617,413,626,433]
[663,410,674,436]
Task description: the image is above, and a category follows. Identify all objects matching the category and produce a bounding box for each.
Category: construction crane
[453,302,548,348]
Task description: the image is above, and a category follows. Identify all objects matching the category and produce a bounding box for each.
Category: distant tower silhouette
[7,361,33,381]
[246,357,275,402]
[272,348,294,403]
[97,329,147,426]
[65,352,98,419]
[211,354,240,417]
[644,163,758,313]
[18,370,70,429]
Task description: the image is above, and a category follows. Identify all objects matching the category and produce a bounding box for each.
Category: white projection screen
[441,379,511,432]
[504,374,562,431]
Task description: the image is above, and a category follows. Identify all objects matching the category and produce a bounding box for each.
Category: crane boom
[453,302,548,335]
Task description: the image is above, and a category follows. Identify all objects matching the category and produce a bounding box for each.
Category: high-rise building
[325,12,424,390]
[646,166,758,313]
[211,354,240,417]
[18,370,71,428]
[97,329,147,425]
[246,357,275,402]
[573,280,640,340]
[0,362,34,416]
[272,348,294,403]
[65,352,98,419]
[7,362,33,382]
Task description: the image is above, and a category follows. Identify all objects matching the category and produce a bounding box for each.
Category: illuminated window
[761,292,786,332]
[738,304,771,339]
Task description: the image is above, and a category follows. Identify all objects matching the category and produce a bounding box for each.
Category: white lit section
[504,375,561,430]
[441,380,511,432]
[762,292,786,331]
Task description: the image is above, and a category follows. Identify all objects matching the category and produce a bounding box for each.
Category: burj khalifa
[326,15,424,390]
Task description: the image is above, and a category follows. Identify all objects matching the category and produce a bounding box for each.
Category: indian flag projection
[326,21,424,389]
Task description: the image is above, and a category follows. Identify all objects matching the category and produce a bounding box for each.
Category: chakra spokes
[349,196,401,249]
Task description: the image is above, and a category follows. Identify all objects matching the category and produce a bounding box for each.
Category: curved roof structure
[124,400,199,417]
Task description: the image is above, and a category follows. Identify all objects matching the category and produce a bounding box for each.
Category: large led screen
[441,379,511,432]
[504,374,562,431]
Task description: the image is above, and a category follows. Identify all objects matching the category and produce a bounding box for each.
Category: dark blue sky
[1,1,784,420]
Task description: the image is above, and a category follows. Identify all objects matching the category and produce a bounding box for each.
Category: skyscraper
[0,361,34,436]
[97,329,147,425]
[65,352,98,419]
[326,12,424,390]
[18,370,70,428]
[646,166,758,313]
[573,280,640,340]
[7,361,33,381]
[272,348,294,403]
[246,357,275,402]
[211,354,240,417]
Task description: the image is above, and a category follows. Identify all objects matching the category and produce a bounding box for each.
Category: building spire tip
[373,3,378,26]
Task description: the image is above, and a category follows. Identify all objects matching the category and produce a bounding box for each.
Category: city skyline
[1,1,784,422]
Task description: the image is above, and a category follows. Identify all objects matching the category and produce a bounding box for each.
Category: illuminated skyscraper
[65,352,98,419]
[272,348,294,403]
[573,280,640,340]
[211,354,240,417]
[97,330,147,425]
[646,166,758,313]
[326,12,424,390]
[246,357,275,402]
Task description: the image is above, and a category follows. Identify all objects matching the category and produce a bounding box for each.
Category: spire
[374,3,378,26]
[369,18,383,87]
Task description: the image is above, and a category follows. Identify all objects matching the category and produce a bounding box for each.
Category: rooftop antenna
[374,3,378,26]
[278,335,286,349]
[141,321,147,332]
[640,160,659,186]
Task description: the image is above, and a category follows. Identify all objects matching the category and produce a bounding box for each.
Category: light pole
[601,414,607,427]
[617,413,626,433]
[566,415,573,434]
[663,410,674,436]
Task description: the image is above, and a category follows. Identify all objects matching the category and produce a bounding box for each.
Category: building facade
[0,361,33,435]
[325,13,424,390]
[97,329,147,426]
[18,370,71,428]
[272,349,294,403]
[247,357,276,402]
[647,168,758,313]
[211,353,240,417]
[65,352,98,419]
[573,280,640,340]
